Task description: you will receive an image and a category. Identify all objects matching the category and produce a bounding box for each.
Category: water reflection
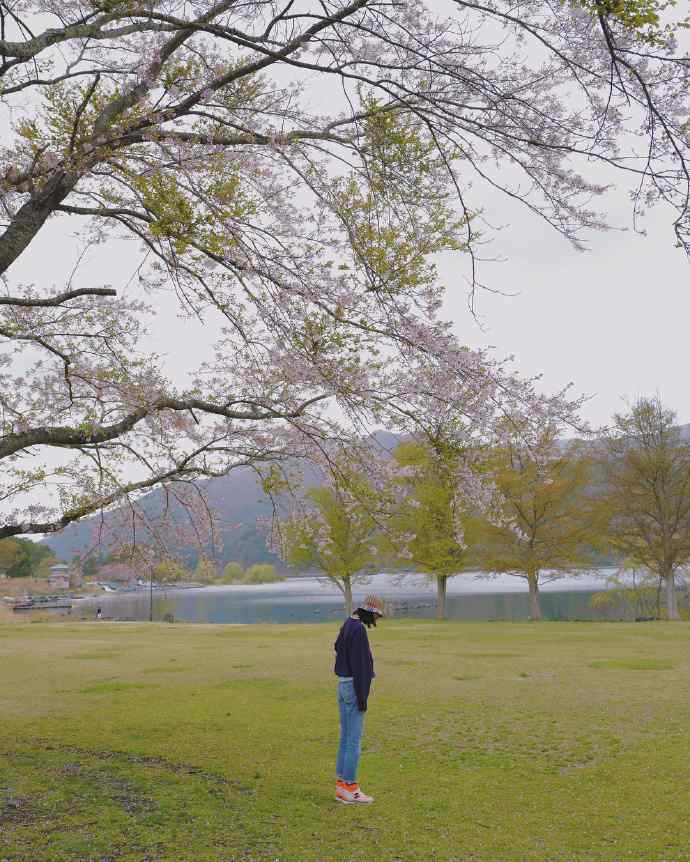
[73,572,614,624]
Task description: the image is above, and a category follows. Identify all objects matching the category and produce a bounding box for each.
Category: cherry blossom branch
[0,288,117,307]
[0,13,176,67]
[0,449,237,540]
[0,393,329,460]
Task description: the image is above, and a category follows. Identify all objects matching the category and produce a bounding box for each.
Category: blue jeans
[336,678,364,783]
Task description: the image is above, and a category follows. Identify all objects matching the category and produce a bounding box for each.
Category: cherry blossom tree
[91,478,223,583]
[0,0,687,545]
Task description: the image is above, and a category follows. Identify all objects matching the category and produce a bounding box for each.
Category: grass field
[1,619,689,862]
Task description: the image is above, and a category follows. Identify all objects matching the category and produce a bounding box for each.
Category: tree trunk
[436,575,447,620]
[527,573,542,621]
[664,570,680,620]
[655,577,663,620]
[342,576,353,617]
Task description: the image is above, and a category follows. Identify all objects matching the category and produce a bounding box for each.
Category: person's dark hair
[354,608,377,628]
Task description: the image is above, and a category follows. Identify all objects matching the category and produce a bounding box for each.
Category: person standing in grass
[334,594,385,804]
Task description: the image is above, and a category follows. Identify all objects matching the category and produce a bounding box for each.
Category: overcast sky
[438,185,689,430]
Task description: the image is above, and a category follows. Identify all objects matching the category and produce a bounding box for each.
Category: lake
[73,571,618,624]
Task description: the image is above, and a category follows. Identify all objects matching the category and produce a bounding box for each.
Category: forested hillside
[42,432,402,568]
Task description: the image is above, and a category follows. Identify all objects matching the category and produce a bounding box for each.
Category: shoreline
[5,570,641,625]
[75,569,617,601]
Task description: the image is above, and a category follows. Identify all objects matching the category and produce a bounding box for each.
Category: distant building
[48,563,70,590]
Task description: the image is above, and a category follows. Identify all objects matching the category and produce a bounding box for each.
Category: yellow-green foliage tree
[243,564,284,585]
[475,426,599,621]
[36,556,58,580]
[388,440,478,620]
[222,561,245,584]
[279,473,380,616]
[0,538,54,579]
[153,560,188,586]
[568,0,687,48]
[0,539,24,575]
[590,570,663,620]
[193,558,218,584]
[596,397,690,621]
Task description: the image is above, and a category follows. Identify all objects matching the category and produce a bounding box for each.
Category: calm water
[72,572,616,624]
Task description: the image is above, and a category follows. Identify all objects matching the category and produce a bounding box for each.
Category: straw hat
[357,594,386,617]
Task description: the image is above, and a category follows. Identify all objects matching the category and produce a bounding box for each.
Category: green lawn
[1,620,689,862]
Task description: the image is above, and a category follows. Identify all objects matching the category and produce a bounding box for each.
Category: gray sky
[438,185,689,430]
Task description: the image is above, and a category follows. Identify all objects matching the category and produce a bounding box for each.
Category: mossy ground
[1,620,689,861]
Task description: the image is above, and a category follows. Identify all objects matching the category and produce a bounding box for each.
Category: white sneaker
[336,783,374,804]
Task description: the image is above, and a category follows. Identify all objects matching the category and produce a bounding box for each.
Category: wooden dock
[2,595,73,611]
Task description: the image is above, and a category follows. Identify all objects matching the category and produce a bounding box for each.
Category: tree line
[0,537,55,580]
[3,395,688,624]
[274,397,690,622]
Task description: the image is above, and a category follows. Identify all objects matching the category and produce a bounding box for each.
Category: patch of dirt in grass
[79,680,154,694]
[452,674,482,681]
[1,745,257,859]
[45,743,252,793]
[0,793,37,827]
[102,774,158,816]
[54,762,158,816]
[140,665,191,674]
[589,659,675,670]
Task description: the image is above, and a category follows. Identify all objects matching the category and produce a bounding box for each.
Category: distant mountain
[49,423,689,567]
[43,464,278,568]
[42,429,403,567]
[561,422,690,450]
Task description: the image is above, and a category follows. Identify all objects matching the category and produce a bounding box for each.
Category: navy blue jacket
[334,617,375,711]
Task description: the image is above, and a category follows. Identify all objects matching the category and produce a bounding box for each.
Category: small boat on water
[2,594,73,610]
[2,596,33,610]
